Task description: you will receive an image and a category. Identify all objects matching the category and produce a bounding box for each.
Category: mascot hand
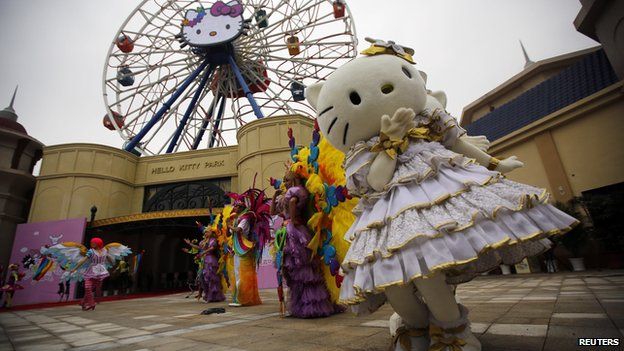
[381,108,416,140]
[462,135,490,152]
[496,156,524,173]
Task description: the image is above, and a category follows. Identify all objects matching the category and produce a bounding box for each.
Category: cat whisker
[327,116,338,135]
[318,105,334,117]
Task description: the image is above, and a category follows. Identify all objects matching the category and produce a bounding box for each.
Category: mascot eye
[402,66,412,79]
[381,84,394,94]
[196,29,201,35]
[226,24,231,29]
[349,91,361,105]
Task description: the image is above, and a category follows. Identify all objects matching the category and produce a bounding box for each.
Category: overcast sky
[0,0,597,156]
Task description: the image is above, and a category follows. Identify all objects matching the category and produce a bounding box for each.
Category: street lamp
[90,205,98,224]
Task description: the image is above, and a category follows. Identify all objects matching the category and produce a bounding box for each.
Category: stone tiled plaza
[1,270,623,351]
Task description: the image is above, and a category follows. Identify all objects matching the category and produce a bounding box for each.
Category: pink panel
[8,218,87,306]
[257,246,277,289]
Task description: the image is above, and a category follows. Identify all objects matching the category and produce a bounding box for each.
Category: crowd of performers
[1,122,354,319]
[179,123,355,318]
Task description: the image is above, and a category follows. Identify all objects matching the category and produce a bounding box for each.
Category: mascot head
[306,38,428,152]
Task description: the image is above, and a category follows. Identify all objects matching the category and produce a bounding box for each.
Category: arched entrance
[85,208,219,295]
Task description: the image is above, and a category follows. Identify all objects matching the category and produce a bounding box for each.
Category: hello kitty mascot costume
[305,38,578,351]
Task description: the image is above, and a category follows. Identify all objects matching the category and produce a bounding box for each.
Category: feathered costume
[271,122,356,317]
[225,187,272,306]
[195,220,226,302]
[1,264,25,308]
[43,239,131,310]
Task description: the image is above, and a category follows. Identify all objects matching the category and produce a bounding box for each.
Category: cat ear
[185,9,198,20]
[418,70,427,85]
[305,82,324,109]
[430,90,447,108]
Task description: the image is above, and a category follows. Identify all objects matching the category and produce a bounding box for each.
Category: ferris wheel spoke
[140,73,207,149]
[263,13,340,42]
[248,0,323,39]
[110,49,187,58]
[209,93,228,148]
[242,0,291,37]
[122,30,176,43]
[237,51,340,70]
[106,56,193,83]
[237,64,295,115]
[124,58,210,152]
[193,94,223,150]
[238,2,318,46]
[108,65,193,107]
[166,64,215,153]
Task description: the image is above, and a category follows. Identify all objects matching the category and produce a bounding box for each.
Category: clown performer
[226,187,271,307]
[305,37,579,351]
[270,169,341,318]
[1,264,25,308]
[44,237,131,311]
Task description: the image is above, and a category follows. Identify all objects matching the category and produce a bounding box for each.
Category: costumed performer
[182,238,204,300]
[305,37,579,351]
[44,237,131,311]
[190,221,226,303]
[227,187,271,307]
[1,264,24,308]
[270,169,340,318]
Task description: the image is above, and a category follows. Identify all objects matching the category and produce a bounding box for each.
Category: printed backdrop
[8,218,87,306]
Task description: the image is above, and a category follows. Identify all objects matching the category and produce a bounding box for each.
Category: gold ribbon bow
[370,132,409,159]
[406,126,442,142]
[429,325,467,351]
[370,126,442,159]
[388,326,427,351]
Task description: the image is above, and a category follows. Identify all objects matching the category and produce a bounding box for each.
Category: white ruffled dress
[338,109,578,314]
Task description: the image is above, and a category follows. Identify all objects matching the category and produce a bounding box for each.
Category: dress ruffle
[203,253,225,302]
[339,109,579,314]
[283,221,337,318]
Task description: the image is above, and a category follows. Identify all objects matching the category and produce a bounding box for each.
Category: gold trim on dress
[338,225,577,306]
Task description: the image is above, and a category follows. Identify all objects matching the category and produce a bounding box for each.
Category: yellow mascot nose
[210,31,217,36]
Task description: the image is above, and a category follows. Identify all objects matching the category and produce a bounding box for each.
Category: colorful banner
[8,218,87,306]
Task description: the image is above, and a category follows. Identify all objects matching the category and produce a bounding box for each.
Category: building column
[533,131,574,203]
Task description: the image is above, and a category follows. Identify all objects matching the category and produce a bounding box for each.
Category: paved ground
[0,270,623,351]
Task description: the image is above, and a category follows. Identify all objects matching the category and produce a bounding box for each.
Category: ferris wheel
[102,0,357,155]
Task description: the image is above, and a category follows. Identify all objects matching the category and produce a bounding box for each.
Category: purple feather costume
[202,237,225,302]
[280,186,335,318]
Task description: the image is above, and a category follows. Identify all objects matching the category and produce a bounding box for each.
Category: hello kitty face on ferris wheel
[180,1,247,47]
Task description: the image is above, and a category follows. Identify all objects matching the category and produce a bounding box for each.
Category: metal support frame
[166,64,214,153]
[227,54,264,119]
[125,58,211,152]
[209,93,228,148]
[192,94,222,150]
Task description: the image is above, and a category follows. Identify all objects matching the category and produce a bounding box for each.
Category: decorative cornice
[237,114,313,139]
[90,208,221,228]
[36,173,135,186]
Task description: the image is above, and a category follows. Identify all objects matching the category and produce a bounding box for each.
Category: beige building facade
[461,48,623,204]
[28,115,313,224]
